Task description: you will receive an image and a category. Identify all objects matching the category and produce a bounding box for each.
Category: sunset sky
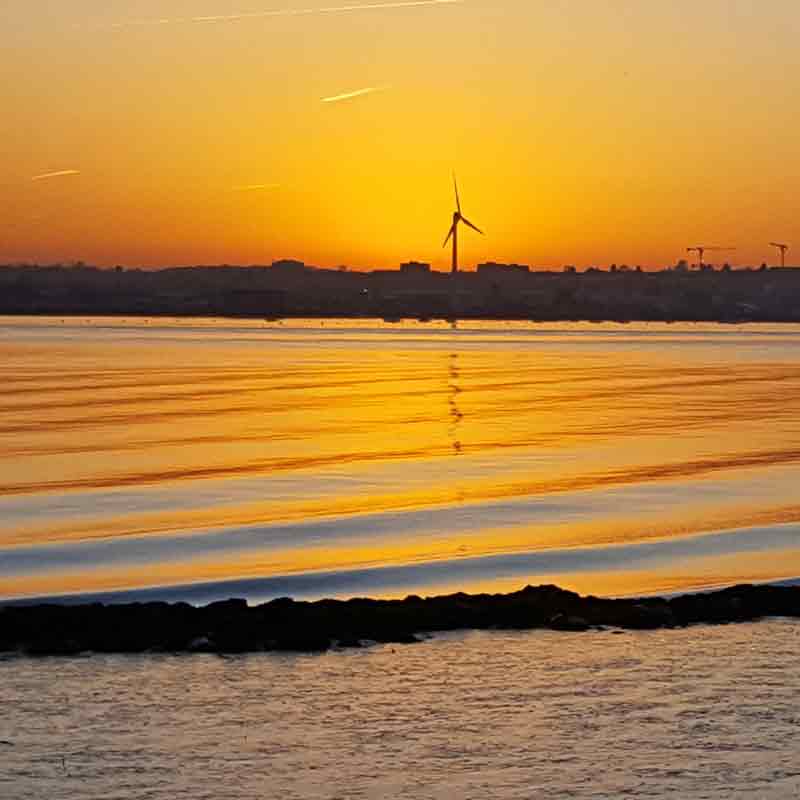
[3,0,799,270]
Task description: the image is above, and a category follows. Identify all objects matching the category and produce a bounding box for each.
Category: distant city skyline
[2,256,794,273]
[3,0,798,268]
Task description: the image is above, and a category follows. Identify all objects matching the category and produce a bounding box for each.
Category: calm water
[2,316,800,603]
[3,621,800,799]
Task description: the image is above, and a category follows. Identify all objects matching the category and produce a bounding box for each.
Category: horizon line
[1,261,792,273]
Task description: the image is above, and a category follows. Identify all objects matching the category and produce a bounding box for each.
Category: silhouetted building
[221,289,286,316]
[400,261,431,274]
[477,262,530,276]
[4,261,800,322]
[270,259,308,272]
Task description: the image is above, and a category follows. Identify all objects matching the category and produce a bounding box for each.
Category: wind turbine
[443,174,484,274]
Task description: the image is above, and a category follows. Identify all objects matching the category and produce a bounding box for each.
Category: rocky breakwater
[2,583,800,656]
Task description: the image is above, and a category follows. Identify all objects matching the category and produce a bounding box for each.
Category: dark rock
[625,602,677,630]
[270,633,331,652]
[205,598,248,616]
[548,614,590,632]
[25,638,84,657]
[335,637,364,649]
[187,636,214,653]
[4,582,800,656]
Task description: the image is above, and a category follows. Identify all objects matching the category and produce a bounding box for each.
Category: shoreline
[5,310,800,325]
[3,582,800,656]
[4,263,800,323]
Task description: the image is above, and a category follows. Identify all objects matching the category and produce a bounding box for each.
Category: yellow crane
[686,246,736,269]
[769,242,789,268]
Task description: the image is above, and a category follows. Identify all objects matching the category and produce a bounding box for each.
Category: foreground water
[2,316,800,603]
[2,621,800,799]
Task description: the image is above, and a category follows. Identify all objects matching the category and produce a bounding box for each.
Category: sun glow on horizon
[3,0,799,269]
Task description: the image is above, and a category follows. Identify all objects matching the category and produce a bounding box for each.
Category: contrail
[192,0,462,23]
[321,86,388,103]
[318,0,460,12]
[31,170,80,182]
[232,183,282,191]
[91,0,462,29]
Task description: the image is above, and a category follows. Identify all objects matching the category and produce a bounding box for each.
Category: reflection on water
[448,349,463,457]
[2,316,800,603]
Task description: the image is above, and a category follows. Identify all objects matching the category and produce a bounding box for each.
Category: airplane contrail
[31,170,81,182]
[192,0,462,23]
[232,183,282,191]
[321,86,388,103]
[91,0,462,29]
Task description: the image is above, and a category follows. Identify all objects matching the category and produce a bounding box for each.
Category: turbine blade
[453,172,461,214]
[461,216,484,235]
[443,222,456,248]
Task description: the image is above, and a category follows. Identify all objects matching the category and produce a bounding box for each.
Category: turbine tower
[443,174,484,274]
[770,242,789,268]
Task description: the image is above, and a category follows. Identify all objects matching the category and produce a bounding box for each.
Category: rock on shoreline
[2,583,799,656]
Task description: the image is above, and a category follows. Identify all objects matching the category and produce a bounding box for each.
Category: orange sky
[2,0,799,269]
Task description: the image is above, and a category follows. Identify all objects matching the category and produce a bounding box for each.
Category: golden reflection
[447,351,463,456]
[6,2,800,269]
[4,319,800,600]
[466,549,800,601]
[7,546,800,604]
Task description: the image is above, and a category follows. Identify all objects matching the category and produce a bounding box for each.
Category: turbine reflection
[447,322,463,457]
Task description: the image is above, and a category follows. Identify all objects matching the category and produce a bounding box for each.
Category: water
[3,621,800,799]
[3,316,800,603]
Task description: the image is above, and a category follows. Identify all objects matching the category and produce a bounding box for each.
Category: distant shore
[3,262,800,323]
[3,583,800,656]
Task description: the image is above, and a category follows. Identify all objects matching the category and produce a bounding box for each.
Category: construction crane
[769,242,789,268]
[686,246,736,269]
